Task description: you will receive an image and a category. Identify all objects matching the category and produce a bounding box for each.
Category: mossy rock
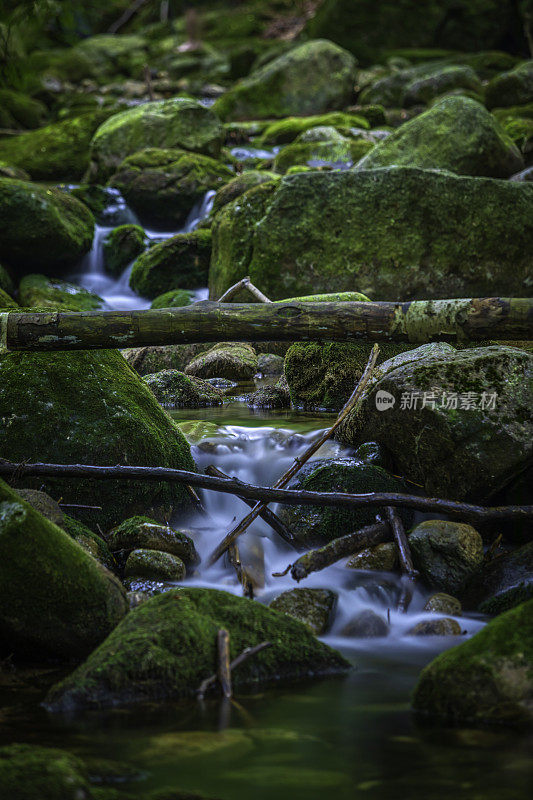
[408,618,462,636]
[107,516,199,568]
[277,459,412,548]
[356,96,523,178]
[214,40,357,121]
[269,588,337,635]
[122,343,212,376]
[346,542,399,571]
[412,599,533,726]
[90,97,223,181]
[247,382,290,410]
[0,178,94,272]
[0,111,113,181]
[102,224,145,277]
[0,286,17,308]
[0,89,46,129]
[409,520,484,595]
[462,542,533,615]
[424,593,463,615]
[44,587,349,710]
[18,274,104,311]
[185,342,258,381]
[259,112,370,145]
[145,370,223,408]
[211,170,279,216]
[209,167,533,301]
[15,488,64,527]
[486,60,533,109]
[0,480,127,660]
[336,344,533,502]
[110,148,233,227]
[500,116,533,161]
[62,515,115,572]
[0,350,195,530]
[129,229,211,298]
[273,135,373,173]
[124,549,186,582]
[0,262,15,295]
[151,289,194,309]
[0,743,92,800]
[403,65,483,105]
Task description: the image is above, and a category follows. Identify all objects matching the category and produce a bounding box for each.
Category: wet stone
[269,588,337,634]
[124,549,186,581]
[341,609,389,638]
[423,593,462,616]
[408,618,463,636]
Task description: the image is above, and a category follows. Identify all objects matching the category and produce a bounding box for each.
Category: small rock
[107,516,199,567]
[124,549,186,581]
[423,593,462,616]
[346,542,399,571]
[102,224,145,276]
[144,369,223,407]
[409,618,462,636]
[269,588,337,634]
[185,342,258,381]
[341,609,389,638]
[247,382,290,409]
[409,520,484,595]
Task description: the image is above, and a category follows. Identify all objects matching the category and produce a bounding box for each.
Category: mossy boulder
[273,134,373,173]
[0,744,92,800]
[145,370,223,408]
[0,350,195,530]
[214,40,357,121]
[50,33,149,82]
[122,343,211,376]
[44,587,349,710]
[211,170,279,216]
[0,287,17,308]
[247,382,291,410]
[18,274,104,311]
[403,65,483,105]
[102,224,145,277]
[185,342,258,381]
[151,289,194,309]
[462,542,533,615]
[130,229,211,298]
[269,588,337,635]
[0,111,112,181]
[210,166,533,302]
[409,520,484,595]
[124,549,186,582]
[336,344,533,501]
[259,112,370,145]
[90,98,223,181]
[486,60,533,108]
[0,89,46,129]
[61,515,115,572]
[413,599,533,726]
[107,516,199,568]
[356,97,523,178]
[0,480,127,660]
[110,148,233,228]
[0,178,94,272]
[277,458,411,548]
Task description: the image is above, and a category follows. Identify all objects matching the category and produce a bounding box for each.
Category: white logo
[375,390,395,411]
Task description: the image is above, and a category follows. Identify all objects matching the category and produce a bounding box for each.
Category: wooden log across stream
[1,297,531,352]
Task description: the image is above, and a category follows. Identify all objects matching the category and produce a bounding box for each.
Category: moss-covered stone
[211,170,279,216]
[0,480,127,660]
[0,350,195,530]
[346,542,399,571]
[0,89,46,129]
[107,516,199,567]
[0,287,17,308]
[336,344,533,502]
[500,115,533,160]
[110,148,233,227]
[210,167,533,301]
[273,134,373,173]
[214,40,356,121]
[408,618,462,636]
[124,549,186,581]
[404,65,483,105]
[486,60,533,108]
[122,343,211,376]
[185,342,258,381]
[0,744,92,800]
[145,370,224,408]
[424,593,463,615]
[356,96,523,177]
[341,609,389,638]
[44,587,349,710]
[61,514,115,572]
[90,98,223,181]
[130,229,211,298]
[247,381,290,410]
[259,112,370,145]
[15,488,64,526]
[102,224,145,277]
[409,520,484,595]
[149,290,192,310]
[277,458,412,548]
[269,588,337,635]
[412,599,533,726]
[0,178,94,271]
[18,274,104,311]
[0,262,14,295]
[462,542,533,615]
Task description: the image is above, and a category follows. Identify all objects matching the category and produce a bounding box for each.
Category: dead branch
[197,641,272,699]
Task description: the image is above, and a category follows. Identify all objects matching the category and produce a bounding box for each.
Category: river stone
[129,229,211,298]
[110,148,233,228]
[185,342,258,381]
[412,599,533,726]
[151,289,194,309]
[336,344,533,502]
[15,488,65,527]
[408,618,462,636]
[214,40,356,121]
[44,587,349,710]
[423,593,463,615]
[124,549,186,581]
[403,65,483,106]
[18,274,104,311]
[0,480,128,660]
[273,135,373,173]
[257,353,284,376]
[486,60,533,108]
[341,609,389,638]
[90,97,223,181]
[259,112,370,145]
[0,744,92,800]
[102,224,145,277]
[277,458,411,548]
[247,381,291,410]
[0,350,195,530]
[355,96,523,178]
[208,168,533,301]
[462,542,533,615]
[0,178,94,272]
[145,370,224,408]
[409,521,484,595]
[107,516,199,567]
[269,588,337,634]
[346,542,399,571]
[123,343,211,375]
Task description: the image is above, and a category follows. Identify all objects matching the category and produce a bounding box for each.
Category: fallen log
[1,297,531,352]
[1,460,532,522]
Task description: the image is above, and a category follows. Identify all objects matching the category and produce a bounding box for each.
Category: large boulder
[355,97,524,178]
[102,224,145,277]
[0,178,94,272]
[44,588,349,710]
[336,344,533,501]
[213,40,356,121]
[0,744,92,800]
[412,600,533,726]
[90,98,223,181]
[208,168,533,301]
[409,520,484,595]
[110,148,233,227]
[129,229,211,298]
[486,60,533,108]
[0,480,127,660]
[0,349,195,529]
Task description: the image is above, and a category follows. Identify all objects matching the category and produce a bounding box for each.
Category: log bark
[1,298,531,352]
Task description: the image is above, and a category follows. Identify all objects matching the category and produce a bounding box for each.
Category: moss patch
[145,370,224,408]
[18,274,104,311]
[102,224,145,277]
[130,229,211,298]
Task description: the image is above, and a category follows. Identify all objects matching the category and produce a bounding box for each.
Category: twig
[108,0,149,33]
[218,276,272,303]
[197,641,272,699]
[384,507,417,612]
[58,503,102,510]
[217,629,232,698]
[207,344,380,566]
[228,541,255,599]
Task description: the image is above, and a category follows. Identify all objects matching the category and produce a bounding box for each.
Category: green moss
[486,60,533,108]
[500,116,533,156]
[211,170,280,216]
[123,343,211,376]
[107,516,199,567]
[0,263,15,295]
[413,600,533,726]
[45,587,349,710]
[273,137,373,173]
[277,291,371,303]
[102,224,145,277]
[18,274,104,311]
[0,89,46,129]
[259,112,370,145]
[61,514,115,572]
[0,350,195,530]
[185,342,258,381]
[124,549,186,581]
[151,289,194,309]
[0,480,127,660]
[0,744,91,800]
[0,178,94,271]
[269,588,337,634]
[145,370,223,408]
[130,229,212,298]
[0,287,18,308]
